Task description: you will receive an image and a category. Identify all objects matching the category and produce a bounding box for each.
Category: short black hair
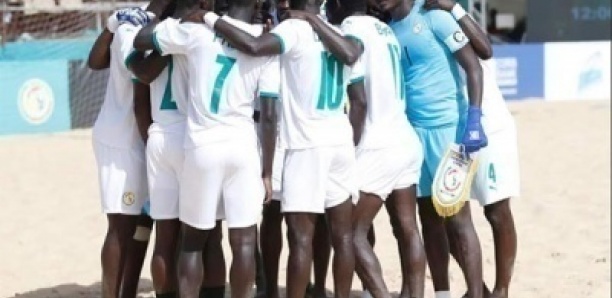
[289,0,308,9]
[338,0,366,13]
[229,0,256,7]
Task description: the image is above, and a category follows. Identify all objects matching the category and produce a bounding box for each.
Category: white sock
[435,291,451,298]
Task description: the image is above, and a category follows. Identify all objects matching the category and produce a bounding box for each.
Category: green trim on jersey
[349,76,365,85]
[345,34,364,50]
[152,32,163,54]
[124,50,138,68]
[259,92,279,99]
[270,33,285,54]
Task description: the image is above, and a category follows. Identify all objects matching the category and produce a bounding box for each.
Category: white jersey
[153,17,280,148]
[148,54,188,134]
[271,19,364,149]
[459,59,514,133]
[93,24,142,148]
[341,15,418,149]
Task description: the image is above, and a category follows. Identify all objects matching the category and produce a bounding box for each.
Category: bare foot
[461,283,492,298]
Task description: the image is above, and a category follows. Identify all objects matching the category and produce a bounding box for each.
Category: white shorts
[93,141,148,215]
[271,145,285,201]
[281,145,357,214]
[146,131,184,220]
[355,143,423,201]
[471,124,521,206]
[180,137,263,230]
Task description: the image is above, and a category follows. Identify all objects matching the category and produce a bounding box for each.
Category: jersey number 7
[160,59,178,110]
[211,55,237,114]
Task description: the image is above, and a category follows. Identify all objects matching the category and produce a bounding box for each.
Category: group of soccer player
[87,0,520,297]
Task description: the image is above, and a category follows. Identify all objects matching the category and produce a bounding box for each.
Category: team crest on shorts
[432,144,478,217]
[122,192,135,206]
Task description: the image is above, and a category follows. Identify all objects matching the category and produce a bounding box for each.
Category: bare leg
[325,199,355,298]
[228,225,258,298]
[386,186,426,298]
[285,213,317,298]
[201,220,227,298]
[353,192,390,298]
[260,201,284,298]
[178,223,209,298]
[313,214,331,298]
[446,202,483,298]
[102,214,138,298]
[122,213,154,297]
[484,199,516,298]
[151,219,180,296]
[417,198,451,294]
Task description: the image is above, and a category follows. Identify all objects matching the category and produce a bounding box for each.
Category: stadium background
[0,1,610,298]
[0,0,610,136]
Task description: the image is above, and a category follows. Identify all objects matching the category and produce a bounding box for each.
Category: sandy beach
[0,100,609,298]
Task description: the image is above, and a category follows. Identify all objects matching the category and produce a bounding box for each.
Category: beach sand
[0,100,609,298]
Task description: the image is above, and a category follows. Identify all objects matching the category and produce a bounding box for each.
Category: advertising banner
[0,60,70,135]
[544,42,611,101]
[492,44,545,100]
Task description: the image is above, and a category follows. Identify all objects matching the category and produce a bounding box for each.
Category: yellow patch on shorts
[122,192,135,206]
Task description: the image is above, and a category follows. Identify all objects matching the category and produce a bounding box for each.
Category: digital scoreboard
[527,0,611,42]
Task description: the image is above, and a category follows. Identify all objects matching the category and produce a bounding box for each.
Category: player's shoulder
[223,16,264,37]
[423,8,455,23]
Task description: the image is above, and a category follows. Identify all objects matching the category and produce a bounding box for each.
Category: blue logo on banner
[492,44,545,100]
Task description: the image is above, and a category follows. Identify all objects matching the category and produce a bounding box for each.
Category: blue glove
[108,8,153,32]
[461,106,488,153]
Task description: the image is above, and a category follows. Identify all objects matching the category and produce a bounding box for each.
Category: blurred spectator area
[0,0,146,43]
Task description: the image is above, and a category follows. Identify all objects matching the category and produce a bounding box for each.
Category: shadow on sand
[10,279,154,298]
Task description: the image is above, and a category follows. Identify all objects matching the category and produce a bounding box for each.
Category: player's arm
[286,10,363,65]
[89,8,154,70]
[424,0,492,59]
[259,95,277,181]
[347,57,367,146]
[182,11,282,56]
[430,10,486,152]
[133,81,152,143]
[429,10,482,107]
[128,50,170,84]
[347,81,367,146]
[88,29,113,70]
[133,20,161,52]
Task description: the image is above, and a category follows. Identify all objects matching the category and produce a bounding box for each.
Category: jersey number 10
[317,52,345,111]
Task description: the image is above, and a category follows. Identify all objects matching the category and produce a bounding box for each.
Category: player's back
[341,15,417,148]
[148,56,188,134]
[93,24,141,148]
[154,17,276,148]
[271,19,359,149]
[389,1,469,128]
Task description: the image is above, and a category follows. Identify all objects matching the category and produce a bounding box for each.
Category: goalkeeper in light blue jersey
[377,0,487,297]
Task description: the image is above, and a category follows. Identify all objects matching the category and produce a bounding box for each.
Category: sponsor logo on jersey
[18,78,55,125]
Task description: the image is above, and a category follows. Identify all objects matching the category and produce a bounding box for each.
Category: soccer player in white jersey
[135,0,279,296]
[201,0,368,295]
[87,6,156,298]
[423,1,519,298]
[287,0,428,296]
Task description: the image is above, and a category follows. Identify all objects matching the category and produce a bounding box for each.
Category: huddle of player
[88,0,520,297]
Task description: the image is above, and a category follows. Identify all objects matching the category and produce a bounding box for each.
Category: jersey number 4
[211,55,237,114]
[317,52,344,111]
